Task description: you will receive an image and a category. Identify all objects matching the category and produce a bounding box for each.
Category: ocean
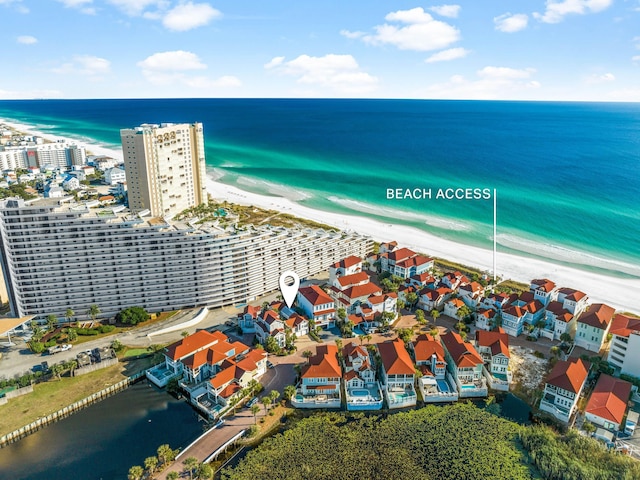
[0,98,638,279]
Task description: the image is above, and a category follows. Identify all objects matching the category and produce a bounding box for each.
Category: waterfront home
[539,357,589,424]
[585,374,632,431]
[379,240,399,254]
[331,271,369,291]
[475,308,497,331]
[479,292,510,311]
[555,287,589,315]
[530,278,557,306]
[329,255,363,284]
[443,298,466,320]
[539,301,574,341]
[440,271,470,291]
[292,345,342,409]
[607,313,640,377]
[458,281,484,309]
[501,292,544,337]
[411,334,457,402]
[377,338,417,408]
[297,285,336,328]
[418,286,452,312]
[574,303,616,353]
[329,279,382,314]
[440,331,487,398]
[237,304,261,333]
[475,328,511,391]
[393,255,433,279]
[501,305,527,338]
[342,342,383,410]
[405,273,437,289]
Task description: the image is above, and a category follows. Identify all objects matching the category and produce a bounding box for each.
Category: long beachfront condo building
[0,197,371,320]
[121,123,208,219]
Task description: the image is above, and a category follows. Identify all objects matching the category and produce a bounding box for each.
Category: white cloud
[494,13,529,32]
[340,29,365,39]
[428,4,461,18]
[0,0,28,13]
[265,54,379,94]
[56,0,96,14]
[356,7,460,52]
[52,55,111,76]
[533,0,613,24]
[16,35,37,45]
[633,55,640,64]
[107,0,166,16]
[0,87,63,100]
[586,72,615,83]
[137,50,206,71]
[425,47,469,63]
[423,66,539,100]
[162,2,221,31]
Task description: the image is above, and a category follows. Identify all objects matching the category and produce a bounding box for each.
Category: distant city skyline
[1,0,640,101]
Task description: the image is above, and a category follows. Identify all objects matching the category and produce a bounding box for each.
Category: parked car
[225,320,235,327]
[247,397,258,407]
[267,360,275,369]
[59,344,72,352]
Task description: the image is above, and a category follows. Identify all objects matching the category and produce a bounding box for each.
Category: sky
[1,0,640,101]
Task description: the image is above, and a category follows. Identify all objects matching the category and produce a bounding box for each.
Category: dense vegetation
[116,306,150,325]
[222,403,534,480]
[520,426,640,480]
[0,183,37,200]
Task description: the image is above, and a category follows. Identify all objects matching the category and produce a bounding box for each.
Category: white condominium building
[121,123,207,219]
[0,197,371,320]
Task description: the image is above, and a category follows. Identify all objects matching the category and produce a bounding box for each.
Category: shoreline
[2,117,638,313]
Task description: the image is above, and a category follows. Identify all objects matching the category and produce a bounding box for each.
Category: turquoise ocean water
[0,99,638,279]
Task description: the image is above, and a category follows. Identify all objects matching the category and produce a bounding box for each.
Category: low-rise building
[328,255,362,284]
[411,334,457,402]
[378,338,417,408]
[607,314,640,377]
[530,278,557,306]
[297,285,336,328]
[540,300,575,341]
[475,308,497,331]
[556,287,589,315]
[104,167,126,185]
[539,357,589,424]
[574,303,616,353]
[440,331,487,398]
[585,374,632,431]
[292,345,341,409]
[475,328,511,391]
[342,342,383,410]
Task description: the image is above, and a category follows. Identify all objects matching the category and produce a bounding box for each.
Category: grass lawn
[123,347,152,358]
[0,357,156,438]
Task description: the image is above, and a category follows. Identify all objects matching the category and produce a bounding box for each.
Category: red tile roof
[165,330,226,361]
[218,382,241,399]
[531,278,556,292]
[396,256,432,269]
[302,345,341,378]
[388,247,416,262]
[475,330,510,358]
[209,365,236,389]
[342,282,382,300]
[299,285,334,306]
[337,271,370,288]
[577,303,616,329]
[413,334,445,363]
[609,314,640,338]
[441,331,483,368]
[377,338,415,375]
[545,357,589,393]
[332,255,362,269]
[585,374,632,425]
[557,287,587,301]
[241,304,261,319]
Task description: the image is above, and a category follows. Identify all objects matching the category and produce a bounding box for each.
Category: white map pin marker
[279,270,300,308]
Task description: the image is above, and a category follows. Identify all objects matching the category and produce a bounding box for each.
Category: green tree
[583,421,596,435]
[431,309,440,324]
[65,308,75,327]
[261,396,272,414]
[251,404,260,424]
[144,456,158,475]
[50,363,65,381]
[283,384,296,402]
[116,306,150,325]
[157,444,177,466]
[264,335,280,354]
[457,305,472,321]
[197,463,214,479]
[65,359,78,377]
[415,309,426,325]
[397,328,413,344]
[181,330,190,338]
[405,292,418,311]
[335,338,343,352]
[302,350,313,363]
[87,304,101,323]
[46,314,58,331]
[66,328,78,342]
[183,456,199,480]
[167,472,179,480]
[363,334,372,344]
[337,307,347,323]
[560,332,573,343]
[549,346,561,358]
[269,389,280,405]
[128,465,144,480]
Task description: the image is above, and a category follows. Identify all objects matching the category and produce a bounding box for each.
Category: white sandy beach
[3,117,639,314]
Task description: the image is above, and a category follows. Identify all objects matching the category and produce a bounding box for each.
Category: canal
[0,382,203,480]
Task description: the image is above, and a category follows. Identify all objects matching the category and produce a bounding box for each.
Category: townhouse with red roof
[342,342,383,410]
[440,331,487,398]
[475,328,511,391]
[417,286,453,312]
[377,338,417,408]
[607,313,640,377]
[443,297,466,320]
[297,284,336,328]
[379,247,432,278]
[410,334,458,402]
[405,272,437,290]
[206,349,267,409]
[556,287,589,315]
[328,255,363,284]
[539,300,575,341]
[585,374,632,431]
[539,357,590,424]
[479,292,511,311]
[475,308,497,331]
[440,271,470,291]
[530,278,557,306]
[237,304,261,333]
[501,292,545,337]
[292,345,342,409]
[328,272,384,314]
[255,309,287,349]
[574,303,616,353]
[458,281,485,309]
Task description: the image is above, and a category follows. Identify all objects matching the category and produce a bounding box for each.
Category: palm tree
[167,472,179,480]
[431,309,440,324]
[182,456,199,480]
[128,466,144,480]
[335,338,343,351]
[251,404,260,424]
[65,359,78,377]
[283,384,296,402]
[65,308,75,327]
[181,330,189,338]
[144,456,158,475]
[261,396,271,414]
[157,444,177,466]
[66,328,78,342]
[363,334,372,344]
[46,314,58,332]
[302,350,313,364]
[197,463,214,479]
[51,363,65,381]
[405,292,418,311]
[269,389,280,406]
[87,304,101,325]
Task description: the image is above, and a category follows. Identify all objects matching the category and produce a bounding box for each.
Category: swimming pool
[351,389,369,397]
[436,379,450,392]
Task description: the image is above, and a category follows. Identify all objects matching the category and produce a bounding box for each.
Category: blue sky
[1,0,639,100]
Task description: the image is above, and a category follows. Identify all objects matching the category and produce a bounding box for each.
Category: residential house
[585,374,632,431]
[104,166,126,185]
[331,271,369,291]
[556,288,589,315]
[377,338,417,408]
[206,349,267,410]
[62,175,80,191]
[475,328,511,391]
[418,286,452,312]
[405,273,437,290]
[237,304,261,333]
[292,345,342,408]
[330,279,382,314]
[411,334,457,402]
[255,309,287,349]
[480,292,511,311]
[458,281,485,309]
[329,255,362,284]
[607,314,640,377]
[440,271,470,291]
[297,285,336,328]
[379,241,399,254]
[443,298,466,320]
[501,305,527,338]
[574,303,616,353]
[475,308,497,331]
[530,278,557,306]
[283,312,310,338]
[539,357,590,423]
[393,255,433,278]
[440,331,487,398]
[342,342,383,410]
[501,292,545,337]
[540,301,574,341]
